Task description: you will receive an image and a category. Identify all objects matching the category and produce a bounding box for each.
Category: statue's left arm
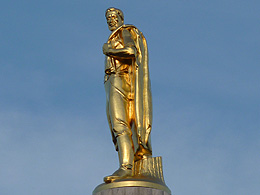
[103,29,136,59]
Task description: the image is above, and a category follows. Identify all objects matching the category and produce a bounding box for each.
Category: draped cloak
[105,25,152,154]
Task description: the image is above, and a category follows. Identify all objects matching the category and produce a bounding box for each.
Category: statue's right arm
[103,29,136,59]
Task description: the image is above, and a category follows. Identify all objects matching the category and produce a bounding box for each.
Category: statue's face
[106,11,123,31]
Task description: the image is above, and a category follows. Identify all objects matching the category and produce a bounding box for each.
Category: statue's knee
[113,125,130,136]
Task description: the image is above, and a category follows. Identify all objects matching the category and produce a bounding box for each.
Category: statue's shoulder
[108,25,142,41]
[122,24,137,29]
[122,25,141,33]
[111,24,139,35]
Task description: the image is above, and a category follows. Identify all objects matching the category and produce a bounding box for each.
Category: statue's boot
[134,144,152,162]
[104,134,134,183]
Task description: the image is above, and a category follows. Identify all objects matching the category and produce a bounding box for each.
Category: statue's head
[105,7,124,31]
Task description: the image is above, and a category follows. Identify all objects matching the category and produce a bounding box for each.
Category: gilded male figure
[103,8,153,183]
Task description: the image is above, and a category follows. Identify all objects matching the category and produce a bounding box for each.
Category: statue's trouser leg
[103,133,134,183]
[117,133,134,170]
[104,75,134,183]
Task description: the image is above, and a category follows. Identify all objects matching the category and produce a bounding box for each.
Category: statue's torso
[105,31,133,75]
[104,30,135,100]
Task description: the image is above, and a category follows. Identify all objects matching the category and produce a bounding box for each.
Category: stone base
[93,186,170,195]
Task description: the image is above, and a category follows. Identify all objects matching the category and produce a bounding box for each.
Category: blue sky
[0,1,259,194]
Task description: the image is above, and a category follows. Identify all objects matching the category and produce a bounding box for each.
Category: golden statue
[103,7,152,183]
[93,7,171,194]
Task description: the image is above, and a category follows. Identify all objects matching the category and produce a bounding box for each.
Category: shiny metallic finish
[98,8,170,194]
[103,8,152,182]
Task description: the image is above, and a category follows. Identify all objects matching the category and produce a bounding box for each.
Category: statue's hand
[103,43,112,55]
